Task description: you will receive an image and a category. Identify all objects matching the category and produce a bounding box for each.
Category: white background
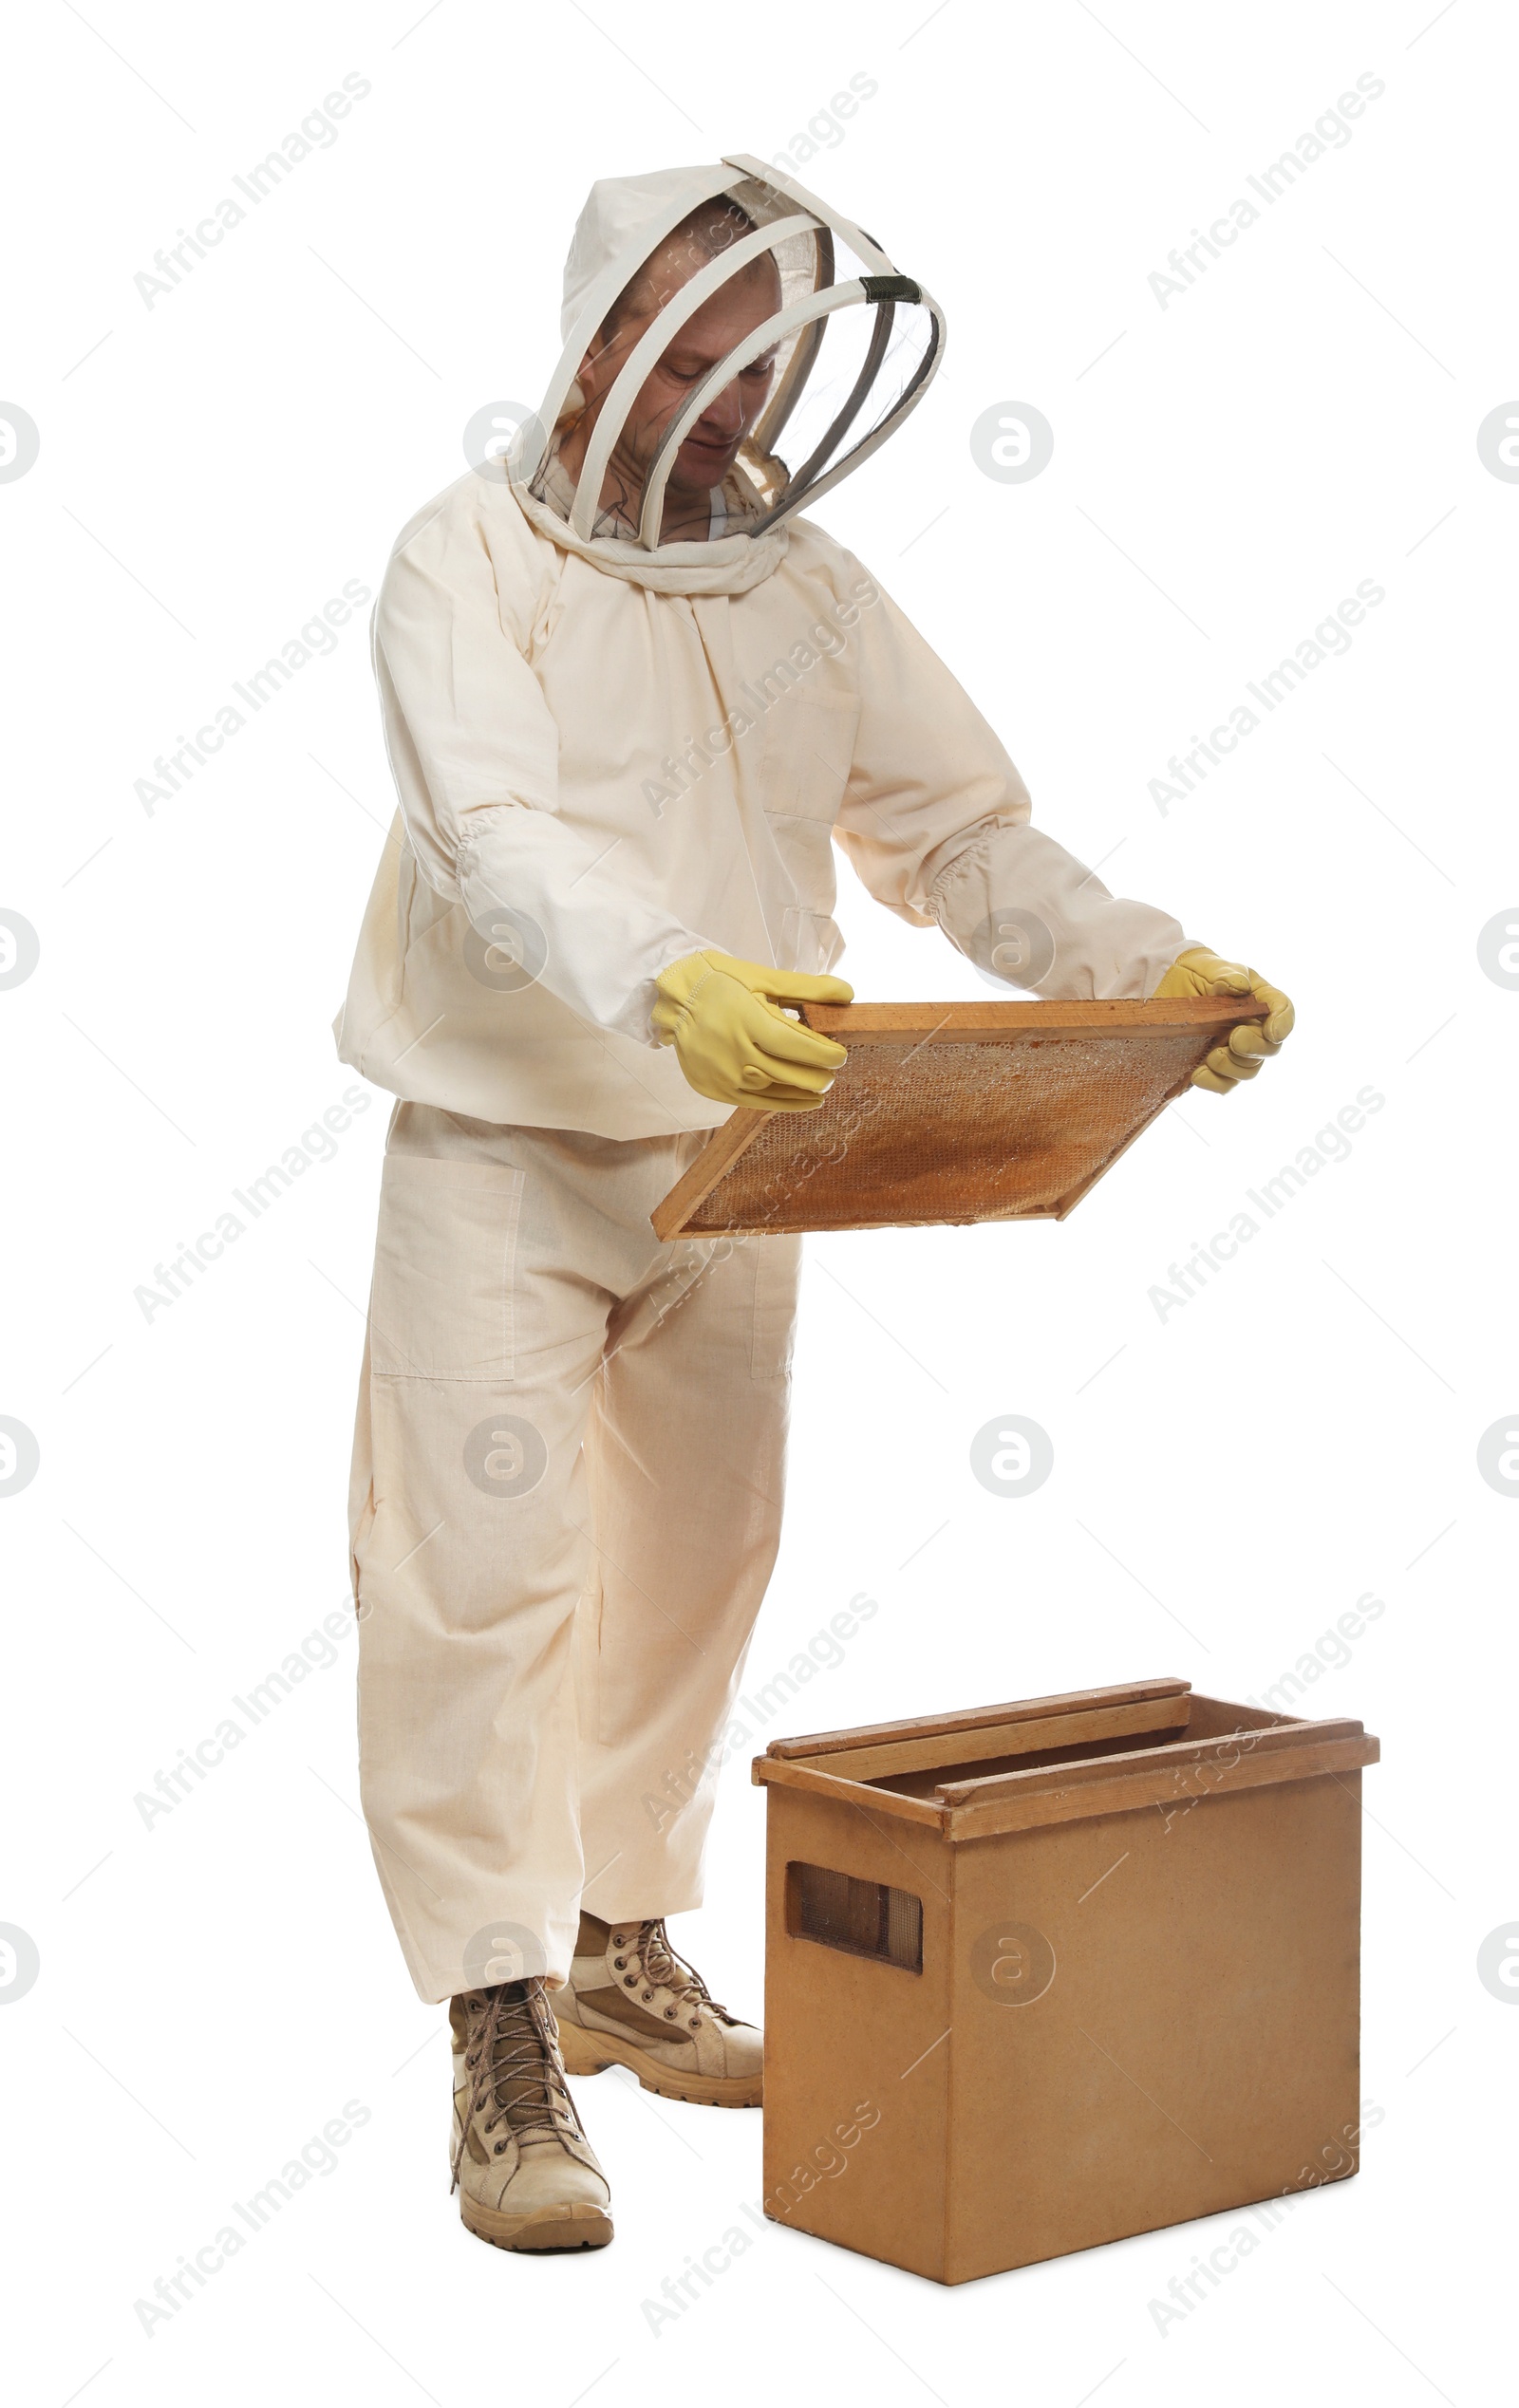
[2,1,1513,2401]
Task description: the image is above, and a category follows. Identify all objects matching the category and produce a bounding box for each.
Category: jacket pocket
[369,1153,524,1380]
[778,907,847,976]
[760,689,860,909]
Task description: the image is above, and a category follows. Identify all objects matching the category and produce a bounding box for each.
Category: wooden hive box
[653,997,1266,1239]
[753,1679,1378,2286]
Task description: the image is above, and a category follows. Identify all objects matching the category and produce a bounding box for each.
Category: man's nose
[695,377,745,440]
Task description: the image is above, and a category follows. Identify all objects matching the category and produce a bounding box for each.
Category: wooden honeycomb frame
[652,997,1264,1239]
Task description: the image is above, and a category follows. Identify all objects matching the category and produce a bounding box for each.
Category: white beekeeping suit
[338,158,1190,2007]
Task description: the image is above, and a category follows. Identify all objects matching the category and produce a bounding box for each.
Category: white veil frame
[515,153,947,555]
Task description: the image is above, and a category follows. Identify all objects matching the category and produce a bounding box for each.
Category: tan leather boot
[554,1913,762,2107]
[449,1978,613,2251]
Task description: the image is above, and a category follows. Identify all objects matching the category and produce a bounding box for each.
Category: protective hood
[507,153,946,595]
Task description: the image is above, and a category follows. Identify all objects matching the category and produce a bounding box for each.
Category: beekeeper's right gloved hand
[652,950,853,1111]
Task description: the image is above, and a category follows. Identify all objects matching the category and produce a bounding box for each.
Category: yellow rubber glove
[1152,946,1295,1094]
[652,950,853,1111]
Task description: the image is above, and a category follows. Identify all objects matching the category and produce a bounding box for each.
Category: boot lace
[450,1979,587,2193]
[628,1918,737,2025]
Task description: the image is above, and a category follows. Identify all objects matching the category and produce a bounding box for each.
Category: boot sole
[557,2018,762,2107]
[460,2194,614,2252]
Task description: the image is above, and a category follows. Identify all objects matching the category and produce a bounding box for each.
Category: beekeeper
[335,154,1293,2254]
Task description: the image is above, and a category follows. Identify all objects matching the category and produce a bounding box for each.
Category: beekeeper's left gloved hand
[1151,946,1295,1094]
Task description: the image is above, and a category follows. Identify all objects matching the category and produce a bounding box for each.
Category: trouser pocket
[368,1153,525,1380]
[750,1232,802,1380]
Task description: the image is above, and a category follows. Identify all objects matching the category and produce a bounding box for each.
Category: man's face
[580,249,782,505]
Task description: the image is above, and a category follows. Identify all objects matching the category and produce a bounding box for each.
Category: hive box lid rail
[759,1675,1192,1763]
[754,1680,1380,1838]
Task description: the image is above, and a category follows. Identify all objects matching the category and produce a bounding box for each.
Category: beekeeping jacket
[334,155,1188,1138]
